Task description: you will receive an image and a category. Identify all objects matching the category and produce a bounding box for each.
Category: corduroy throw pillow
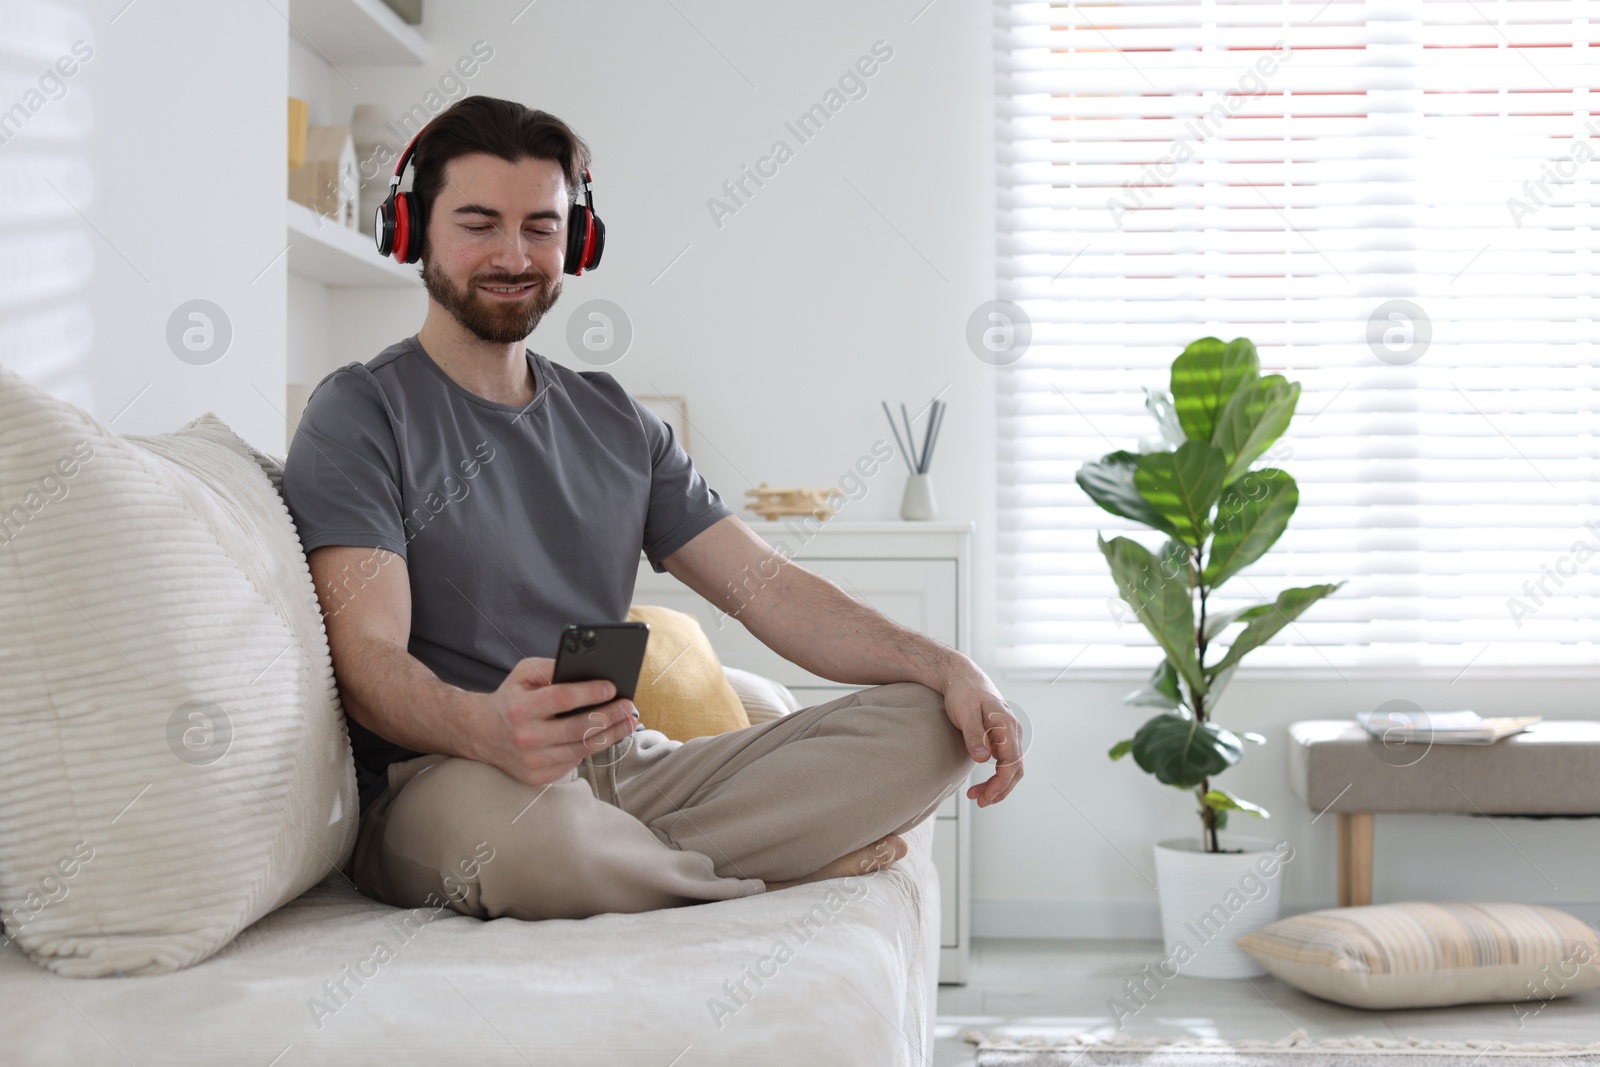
[0,364,358,977]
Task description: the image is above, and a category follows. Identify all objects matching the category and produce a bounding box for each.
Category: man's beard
[421,257,563,344]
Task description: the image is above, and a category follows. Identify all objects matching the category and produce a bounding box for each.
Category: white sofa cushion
[722,665,802,725]
[0,816,938,1066]
[0,365,358,977]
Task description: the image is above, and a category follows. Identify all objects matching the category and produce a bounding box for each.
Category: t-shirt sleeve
[630,396,734,573]
[280,367,409,560]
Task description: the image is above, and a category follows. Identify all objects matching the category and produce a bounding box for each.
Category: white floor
[934,938,1600,1066]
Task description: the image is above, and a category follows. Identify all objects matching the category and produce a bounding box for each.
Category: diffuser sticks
[881,399,945,475]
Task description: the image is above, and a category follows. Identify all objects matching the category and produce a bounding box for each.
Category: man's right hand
[474,657,640,788]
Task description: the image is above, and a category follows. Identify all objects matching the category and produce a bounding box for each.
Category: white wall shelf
[290,0,430,65]
[287,199,419,288]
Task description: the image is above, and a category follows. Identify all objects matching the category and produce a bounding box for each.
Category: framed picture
[635,394,689,456]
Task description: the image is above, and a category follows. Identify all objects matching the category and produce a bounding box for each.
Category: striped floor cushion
[1237,902,1600,1009]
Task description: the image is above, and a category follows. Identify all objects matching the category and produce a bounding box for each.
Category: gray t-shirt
[280,334,732,811]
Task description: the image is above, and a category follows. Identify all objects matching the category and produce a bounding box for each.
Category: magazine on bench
[1356,710,1542,745]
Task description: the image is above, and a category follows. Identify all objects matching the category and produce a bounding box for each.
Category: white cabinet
[633,520,974,984]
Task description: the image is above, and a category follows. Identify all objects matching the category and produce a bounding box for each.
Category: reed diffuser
[881,398,945,520]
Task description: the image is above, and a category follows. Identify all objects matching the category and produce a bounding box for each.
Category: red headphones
[373,124,606,275]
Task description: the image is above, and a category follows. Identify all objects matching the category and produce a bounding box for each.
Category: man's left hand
[940,667,1024,807]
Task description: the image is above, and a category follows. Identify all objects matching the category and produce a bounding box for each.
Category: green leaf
[1210,582,1345,676]
[1124,659,1183,710]
[1203,789,1271,819]
[1241,732,1267,745]
[1077,451,1181,539]
[1109,739,1135,761]
[1213,375,1301,486]
[1133,441,1228,547]
[1202,603,1275,642]
[1157,537,1193,577]
[1129,713,1244,789]
[1144,387,1187,448]
[1204,470,1299,588]
[1098,535,1207,696]
[1170,337,1260,444]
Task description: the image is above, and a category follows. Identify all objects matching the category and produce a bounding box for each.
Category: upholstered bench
[1287,720,1600,905]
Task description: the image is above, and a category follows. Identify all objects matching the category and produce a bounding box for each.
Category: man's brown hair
[410,95,591,261]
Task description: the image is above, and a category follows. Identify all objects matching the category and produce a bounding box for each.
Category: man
[281,95,1022,921]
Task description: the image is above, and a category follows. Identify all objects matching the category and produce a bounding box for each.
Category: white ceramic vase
[1151,833,1289,979]
[900,473,937,520]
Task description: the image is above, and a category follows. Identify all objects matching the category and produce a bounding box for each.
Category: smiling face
[419,152,571,344]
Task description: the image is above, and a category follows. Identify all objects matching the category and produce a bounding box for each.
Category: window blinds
[996,0,1600,672]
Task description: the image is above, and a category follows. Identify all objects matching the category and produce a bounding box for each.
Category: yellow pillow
[625,605,752,740]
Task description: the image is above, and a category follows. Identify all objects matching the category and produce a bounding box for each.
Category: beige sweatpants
[345,681,974,920]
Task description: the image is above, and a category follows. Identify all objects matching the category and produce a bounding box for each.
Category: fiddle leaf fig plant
[1076,337,1343,852]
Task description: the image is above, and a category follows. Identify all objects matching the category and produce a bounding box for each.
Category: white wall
[314,0,994,549]
[983,674,1600,935]
[1,0,287,451]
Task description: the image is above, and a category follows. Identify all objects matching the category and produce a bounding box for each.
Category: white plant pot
[1152,834,1289,979]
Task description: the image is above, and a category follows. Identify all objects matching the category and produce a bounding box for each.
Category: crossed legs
[347,682,973,920]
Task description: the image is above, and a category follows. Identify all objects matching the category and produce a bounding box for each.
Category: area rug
[959,1029,1600,1067]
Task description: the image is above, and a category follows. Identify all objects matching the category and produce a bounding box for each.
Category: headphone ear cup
[586,213,605,271]
[403,193,425,264]
[375,198,395,258]
[393,193,422,265]
[564,205,590,276]
[391,194,410,265]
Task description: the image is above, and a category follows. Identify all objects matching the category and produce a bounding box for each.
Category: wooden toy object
[743,484,841,522]
[289,124,359,230]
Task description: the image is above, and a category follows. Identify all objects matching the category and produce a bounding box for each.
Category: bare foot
[765,833,908,891]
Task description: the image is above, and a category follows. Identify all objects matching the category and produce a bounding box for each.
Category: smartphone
[549,621,650,717]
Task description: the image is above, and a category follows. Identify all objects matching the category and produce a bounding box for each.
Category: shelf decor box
[288,124,358,230]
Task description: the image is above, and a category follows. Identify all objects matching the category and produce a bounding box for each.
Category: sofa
[0,707,942,1067]
[0,365,942,1065]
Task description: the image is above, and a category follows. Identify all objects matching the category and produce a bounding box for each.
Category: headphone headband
[373,121,604,274]
[386,123,425,196]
